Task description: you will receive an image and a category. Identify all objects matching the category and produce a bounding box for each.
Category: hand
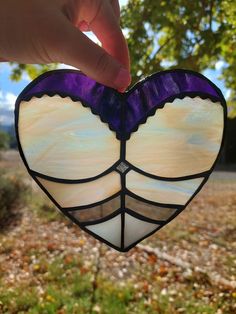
[0,0,131,92]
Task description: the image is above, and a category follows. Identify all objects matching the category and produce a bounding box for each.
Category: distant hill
[0,124,14,134]
[0,107,14,126]
[0,105,17,148]
[0,124,17,149]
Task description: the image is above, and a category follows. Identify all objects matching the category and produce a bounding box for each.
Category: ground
[0,151,235,314]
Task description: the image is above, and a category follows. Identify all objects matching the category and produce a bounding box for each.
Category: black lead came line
[62,192,121,211]
[30,161,209,184]
[120,92,127,250]
[125,189,184,210]
[78,207,123,227]
[124,161,210,181]
[30,159,122,184]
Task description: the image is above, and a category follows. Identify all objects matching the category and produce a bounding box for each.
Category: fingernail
[118,87,127,93]
[114,68,131,92]
[78,21,90,32]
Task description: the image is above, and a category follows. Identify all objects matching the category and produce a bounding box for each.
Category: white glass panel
[19,95,120,179]
[126,171,204,205]
[126,195,177,221]
[126,97,224,177]
[124,213,158,248]
[86,214,121,248]
[37,171,120,208]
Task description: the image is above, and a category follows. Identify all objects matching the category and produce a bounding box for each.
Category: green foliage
[121,0,236,98]
[227,98,236,118]
[9,63,58,81]
[0,255,135,314]
[95,279,134,314]
[7,1,236,111]
[0,131,10,150]
[0,268,234,313]
[0,173,30,222]
[7,124,18,149]
[32,196,67,223]
[0,286,39,313]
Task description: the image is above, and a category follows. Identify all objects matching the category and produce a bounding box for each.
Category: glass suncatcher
[15,69,226,252]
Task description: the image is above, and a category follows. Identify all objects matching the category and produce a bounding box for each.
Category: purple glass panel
[125,71,222,134]
[22,71,122,135]
[18,69,224,140]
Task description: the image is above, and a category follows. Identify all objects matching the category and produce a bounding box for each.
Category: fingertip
[114,68,131,92]
[55,16,130,91]
[88,1,130,71]
[118,87,127,93]
[78,20,90,32]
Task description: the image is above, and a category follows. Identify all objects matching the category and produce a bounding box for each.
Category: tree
[9,63,57,81]
[121,0,236,110]
[9,1,236,112]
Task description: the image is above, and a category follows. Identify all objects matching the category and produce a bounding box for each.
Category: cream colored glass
[126,171,204,205]
[86,214,121,248]
[126,97,224,177]
[124,213,158,248]
[37,172,120,208]
[19,95,120,179]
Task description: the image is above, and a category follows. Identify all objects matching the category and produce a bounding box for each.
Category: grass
[0,255,135,314]
[32,198,67,223]
[0,151,235,313]
[0,257,235,314]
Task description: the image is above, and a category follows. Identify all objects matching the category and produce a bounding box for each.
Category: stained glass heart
[15,69,226,252]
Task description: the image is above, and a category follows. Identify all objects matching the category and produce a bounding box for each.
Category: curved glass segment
[125,195,177,221]
[18,95,120,179]
[68,196,120,223]
[126,170,204,205]
[126,97,224,177]
[36,171,121,208]
[15,69,226,252]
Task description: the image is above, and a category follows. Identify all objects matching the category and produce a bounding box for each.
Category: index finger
[88,1,130,70]
[78,0,120,32]
[110,0,120,21]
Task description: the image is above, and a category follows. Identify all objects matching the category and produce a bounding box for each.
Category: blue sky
[0,0,229,125]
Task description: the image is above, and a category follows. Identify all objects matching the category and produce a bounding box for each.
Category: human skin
[0,0,131,92]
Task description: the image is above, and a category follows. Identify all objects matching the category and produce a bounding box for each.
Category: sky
[0,0,229,126]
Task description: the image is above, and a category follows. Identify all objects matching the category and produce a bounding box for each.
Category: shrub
[32,198,66,223]
[0,174,30,222]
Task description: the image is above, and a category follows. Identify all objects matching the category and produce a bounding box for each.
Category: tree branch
[209,0,214,31]
[138,244,236,290]
[150,34,176,61]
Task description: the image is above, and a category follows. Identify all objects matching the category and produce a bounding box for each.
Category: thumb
[52,17,131,92]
